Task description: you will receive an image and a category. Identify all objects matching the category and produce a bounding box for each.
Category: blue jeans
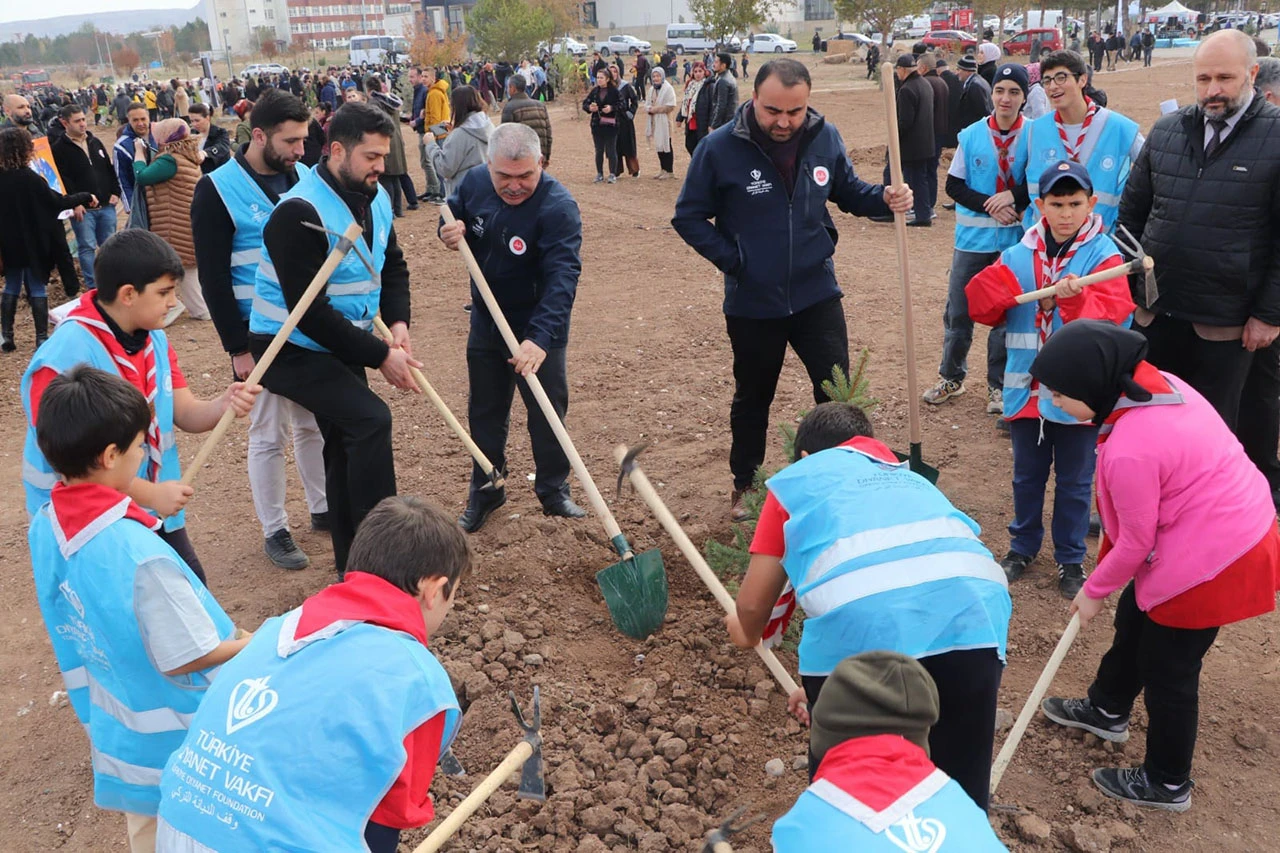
[1008,418,1097,564]
[70,207,118,290]
[3,267,46,298]
[940,249,1007,388]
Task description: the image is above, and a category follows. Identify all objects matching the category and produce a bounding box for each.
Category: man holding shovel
[438,122,586,533]
[672,58,912,520]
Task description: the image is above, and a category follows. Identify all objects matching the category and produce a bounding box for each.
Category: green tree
[467,0,553,61]
[687,0,780,45]
[833,0,929,45]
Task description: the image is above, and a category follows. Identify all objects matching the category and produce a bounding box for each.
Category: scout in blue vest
[966,160,1135,598]
[248,101,421,577]
[926,63,1031,415]
[28,366,252,849]
[772,652,1009,852]
[725,401,1011,810]
[191,88,330,572]
[21,229,260,585]
[1014,49,1142,231]
[156,496,467,853]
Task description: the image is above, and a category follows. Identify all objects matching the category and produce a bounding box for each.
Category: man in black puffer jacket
[1117,30,1280,440]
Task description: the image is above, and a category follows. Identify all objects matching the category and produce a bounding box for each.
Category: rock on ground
[1015,813,1053,844]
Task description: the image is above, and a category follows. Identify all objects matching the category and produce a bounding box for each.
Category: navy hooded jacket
[673,101,889,319]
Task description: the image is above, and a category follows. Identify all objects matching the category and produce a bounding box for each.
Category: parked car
[746,33,798,53]
[538,36,589,58]
[920,29,978,50]
[824,31,878,50]
[595,34,652,55]
[1003,28,1063,54]
[241,63,289,78]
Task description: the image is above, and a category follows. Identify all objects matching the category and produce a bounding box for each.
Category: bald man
[1118,30,1280,481]
[1,94,44,136]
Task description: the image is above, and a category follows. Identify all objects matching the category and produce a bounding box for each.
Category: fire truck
[930,8,975,31]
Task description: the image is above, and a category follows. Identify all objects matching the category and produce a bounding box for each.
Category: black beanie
[1029,320,1152,425]
[810,651,940,765]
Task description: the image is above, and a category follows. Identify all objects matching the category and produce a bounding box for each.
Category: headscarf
[651,66,666,85]
[1027,61,1042,85]
[1029,320,1152,425]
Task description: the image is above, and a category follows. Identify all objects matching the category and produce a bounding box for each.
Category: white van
[666,23,719,54]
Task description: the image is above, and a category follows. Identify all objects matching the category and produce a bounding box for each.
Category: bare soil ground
[2,52,1277,852]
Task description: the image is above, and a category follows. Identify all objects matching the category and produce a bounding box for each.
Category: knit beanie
[1029,319,1152,425]
[810,651,940,765]
[957,55,979,72]
[994,63,1030,96]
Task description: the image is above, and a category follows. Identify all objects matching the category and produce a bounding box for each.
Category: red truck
[931,9,975,32]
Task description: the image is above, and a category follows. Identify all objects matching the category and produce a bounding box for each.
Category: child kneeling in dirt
[28,366,253,853]
[725,401,1011,810]
[155,496,468,853]
[772,651,1008,851]
[1029,320,1280,812]
[965,160,1134,598]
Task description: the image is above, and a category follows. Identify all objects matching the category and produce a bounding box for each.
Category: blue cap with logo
[1040,160,1094,195]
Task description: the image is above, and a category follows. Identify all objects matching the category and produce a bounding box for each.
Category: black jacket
[0,167,92,279]
[709,70,738,130]
[50,131,121,202]
[953,74,992,138]
[895,71,935,162]
[302,119,326,167]
[199,123,233,174]
[693,81,714,138]
[922,71,950,143]
[1117,95,1280,326]
[939,69,963,147]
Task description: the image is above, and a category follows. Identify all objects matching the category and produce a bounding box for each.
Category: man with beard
[249,102,421,577]
[1118,31,1280,472]
[191,89,330,572]
[437,123,586,532]
[1,92,45,135]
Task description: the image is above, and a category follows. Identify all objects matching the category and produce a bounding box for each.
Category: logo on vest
[884,811,946,853]
[163,373,173,394]
[509,235,528,255]
[813,166,830,187]
[249,202,269,224]
[59,579,85,619]
[226,677,279,734]
[1100,155,1116,171]
[746,168,773,196]
[471,216,485,238]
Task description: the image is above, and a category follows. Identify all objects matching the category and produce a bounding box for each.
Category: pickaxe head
[701,806,765,851]
[1113,223,1158,307]
[511,686,545,802]
[301,220,378,278]
[615,442,650,497]
[438,746,466,777]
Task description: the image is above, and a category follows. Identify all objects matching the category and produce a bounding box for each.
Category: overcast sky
[0,0,203,25]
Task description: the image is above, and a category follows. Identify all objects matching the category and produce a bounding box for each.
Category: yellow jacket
[143,89,157,109]
[425,78,450,132]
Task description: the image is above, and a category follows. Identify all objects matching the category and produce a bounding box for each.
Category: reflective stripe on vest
[800,551,1009,618]
[88,672,195,734]
[954,119,1027,254]
[250,296,375,331]
[1021,108,1140,231]
[207,159,300,321]
[804,516,982,587]
[810,770,949,833]
[93,744,164,787]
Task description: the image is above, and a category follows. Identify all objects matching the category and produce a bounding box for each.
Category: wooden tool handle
[180,221,364,488]
[414,740,534,853]
[372,316,503,485]
[989,613,1081,796]
[614,447,801,697]
[1013,255,1154,305]
[881,62,921,446]
[439,205,629,553]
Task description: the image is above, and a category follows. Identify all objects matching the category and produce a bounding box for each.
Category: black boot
[0,294,17,352]
[458,488,507,534]
[30,297,49,347]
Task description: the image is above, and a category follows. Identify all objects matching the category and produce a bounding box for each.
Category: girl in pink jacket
[1027,320,1279,813]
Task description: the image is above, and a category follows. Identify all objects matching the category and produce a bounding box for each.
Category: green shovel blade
[595,548,669,640]
[894,443,940,485]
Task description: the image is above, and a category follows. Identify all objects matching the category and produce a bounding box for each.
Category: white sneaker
[986,387,1003,414]
[922,377,965,405]
[162,301,187,328]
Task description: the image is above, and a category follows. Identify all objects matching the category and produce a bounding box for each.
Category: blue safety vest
[206,159,305,321]
[21,317,185,532]
[1019,108,1140,230]
[997,233,1128,422]
[28,501,233,816]
[249,164,390,352]
[954,119,1027,254]
[767,446,1010,677]
[155,610,460,852]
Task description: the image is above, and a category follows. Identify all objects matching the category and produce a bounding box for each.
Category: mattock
[1113,222,1159,307]
[700,806,765,853]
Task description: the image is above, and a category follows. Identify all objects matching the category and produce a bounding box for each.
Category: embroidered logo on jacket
[509,235,528,255]
[746,168,773,196]
[226,676,279,733]
[883,811,946,852]
[813,166,830,187]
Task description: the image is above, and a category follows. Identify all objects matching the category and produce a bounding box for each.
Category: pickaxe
[413,688,544,853]
[1114,223,1158,308]
[701,806,765,853]
[1012,234,1155,305]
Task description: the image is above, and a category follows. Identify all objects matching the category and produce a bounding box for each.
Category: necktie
[1205,118,1228,158]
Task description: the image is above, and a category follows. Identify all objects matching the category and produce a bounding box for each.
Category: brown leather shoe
[730,488,752,522]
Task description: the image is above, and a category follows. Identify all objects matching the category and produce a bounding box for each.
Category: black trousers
[725,297,849,490]
[397,173,418,207]
[591,125,619,177]
[804,647,1003,811]
[159,526,206,586]
[1088,582,1219,786]
[378,174,404,216]
[883,158,934,223]
[467,344,571,504]
[1237,339,1280,503]
[657,150,674,173]
[364,821,399,853]
[250,341,395,575]
[1137,314,1255,431]
[684,128,700,156]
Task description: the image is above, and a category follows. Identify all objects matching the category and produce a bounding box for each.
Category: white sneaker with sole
[986,386,1003,414]
[922,377,965,405]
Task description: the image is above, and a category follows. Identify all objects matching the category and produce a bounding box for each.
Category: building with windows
[286,1,394,51]
[419,0,477,37]
[585,0,836,42]
[207,0,290,55]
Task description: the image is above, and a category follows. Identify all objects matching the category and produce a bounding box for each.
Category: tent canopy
[1146,1,1197,20]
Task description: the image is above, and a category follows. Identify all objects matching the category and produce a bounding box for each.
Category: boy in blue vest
[28,366,251,853]
[966,160,1134,597]
[22,229,260,584]
[155,495,467,853]
[772,651,1008,851]
[725,401,1011,810]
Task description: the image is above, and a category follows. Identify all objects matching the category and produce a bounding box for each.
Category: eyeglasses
[1043,71,1079,87]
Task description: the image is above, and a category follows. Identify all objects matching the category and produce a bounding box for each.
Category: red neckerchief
[1096,361,1181,447]
[988,113,1024,192]
[66,291,163,481]
[813,735,940,813]
[49,482,161,558]
[1055,97,1097,162]
[1030,213,1106,343]
[294,571,431,648]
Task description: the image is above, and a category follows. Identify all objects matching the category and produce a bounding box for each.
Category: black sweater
[582,85,622,127]
[0,168,93,278]
[50,131,121,203]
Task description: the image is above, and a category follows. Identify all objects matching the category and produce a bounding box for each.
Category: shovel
[180,221,364,488]
[438,205,668,639]
[615,444,802,698]
[881,61,939,484]
[413,688,545,853]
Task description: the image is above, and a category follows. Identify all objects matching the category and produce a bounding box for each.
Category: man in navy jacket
[439,123,586,533]
[673,58,913,519]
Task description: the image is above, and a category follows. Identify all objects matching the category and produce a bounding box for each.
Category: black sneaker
[310,511,331,532]
[1058,563,1086,597]
[1092,766,1192,812]
[1000,550,1034,582]
[1041,697,1130,742]
[542,496,587,519]
[458,490,507,533]
[264,529,310,570]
